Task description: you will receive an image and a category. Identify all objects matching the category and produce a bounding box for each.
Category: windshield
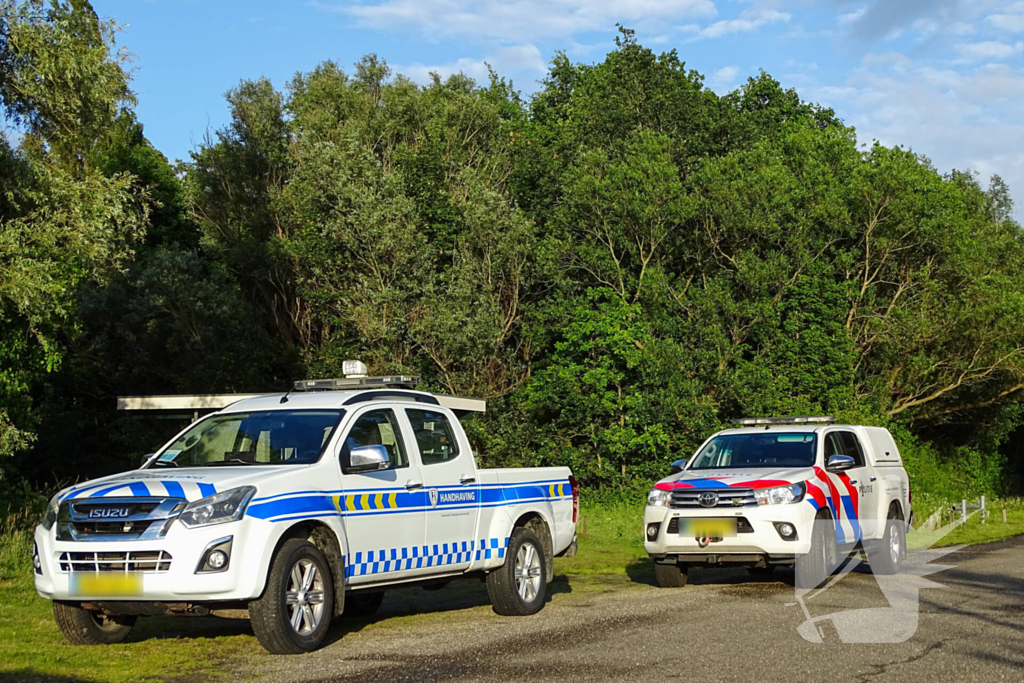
[688,433,817,470]
[150,410,344,467]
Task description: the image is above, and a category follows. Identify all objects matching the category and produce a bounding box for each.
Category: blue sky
[94,0,1024,209]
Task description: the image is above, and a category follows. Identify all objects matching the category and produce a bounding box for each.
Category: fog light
[774,522,798,540]
[646,523,661,541]
[207,550,227,569]
[196,536,233,573]
[32,542,42,575]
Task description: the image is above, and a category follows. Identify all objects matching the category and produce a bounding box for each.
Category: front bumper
[643,502,818,562]
[34,519,275,603]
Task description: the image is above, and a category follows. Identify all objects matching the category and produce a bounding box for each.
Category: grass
[0,499,1021,682]
[0,517,254,683]
[909,497,1024,549]
[558,503,648,576]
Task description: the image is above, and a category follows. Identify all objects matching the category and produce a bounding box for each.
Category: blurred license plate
[70,573,142,597]
[678,518,737,538]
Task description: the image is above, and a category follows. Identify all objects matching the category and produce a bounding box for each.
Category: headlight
[755,482,806,506]
[178,487,256,528]
[647,488,671,507]
[40,493,60,530]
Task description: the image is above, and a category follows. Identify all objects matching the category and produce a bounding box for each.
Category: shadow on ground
[625,557,798,588]
[319,574,573,647]
[0,673,94,683]
[115,574,575,649]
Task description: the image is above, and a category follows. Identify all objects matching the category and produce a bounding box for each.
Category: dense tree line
[2,3,1022,509]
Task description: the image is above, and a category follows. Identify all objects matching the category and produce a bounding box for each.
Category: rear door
[337,405,428,584]
[405,407,481,574]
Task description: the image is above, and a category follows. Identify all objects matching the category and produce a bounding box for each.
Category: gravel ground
[239,535,1024,683]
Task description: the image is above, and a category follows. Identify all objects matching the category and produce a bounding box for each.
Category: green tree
[0,0,147,499]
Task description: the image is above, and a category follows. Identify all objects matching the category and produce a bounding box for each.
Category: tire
[249,538,335,655]
[343,591,384,618]
[796,516,837,590]
[654,562,689,588]
[53,602,136,645]
[869,511,906,575]
[747,565,776,576]
[486,527,547,616]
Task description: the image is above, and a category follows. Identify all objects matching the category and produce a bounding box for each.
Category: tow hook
[697,536,724,548]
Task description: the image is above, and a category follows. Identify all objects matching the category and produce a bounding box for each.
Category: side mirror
[140,453,154,467]
[346,445,390,474]
[670,459,687,475]
[826,454,855,472]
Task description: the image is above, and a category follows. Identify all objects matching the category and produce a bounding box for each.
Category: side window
[824,432,843,460]
[406,409,460,465]
[838,432,867,468]
[340,409,408,470]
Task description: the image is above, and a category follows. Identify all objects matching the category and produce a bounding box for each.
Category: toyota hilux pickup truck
[34,372,578,654]
[644,417,911,589]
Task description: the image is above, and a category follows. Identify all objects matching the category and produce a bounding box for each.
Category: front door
[837,430,881,540]
[405,407,481,574]
[337,406,426,584]
[822,430,875,544]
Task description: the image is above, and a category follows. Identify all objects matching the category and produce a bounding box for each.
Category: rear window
[689,433,817,470]
[406,409,460,465]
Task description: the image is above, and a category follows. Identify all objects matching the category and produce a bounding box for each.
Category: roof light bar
[734,415,835,426]
[293,376,420,392]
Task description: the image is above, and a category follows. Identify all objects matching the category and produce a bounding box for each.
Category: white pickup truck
[644,417,912,589]
[33,373,578,654]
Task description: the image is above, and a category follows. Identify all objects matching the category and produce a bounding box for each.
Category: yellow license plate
[70,573,143,597]
[678,518,738,538]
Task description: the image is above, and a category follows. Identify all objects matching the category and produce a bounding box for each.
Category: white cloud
[395,43,546,85]
[708,65,739,92]
[839,8,866,26]
[806,51,1024,216]
[692,8,790,40]
[954,40,1024,63]
[320,0,717,42]
[947,21,975,36]
[987,13,1024,33]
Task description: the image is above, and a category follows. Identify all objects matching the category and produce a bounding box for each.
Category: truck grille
[670,488,757,509]
[57,497,185,542]
[59,550,173,573]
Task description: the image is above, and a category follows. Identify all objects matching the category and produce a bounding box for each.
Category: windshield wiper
[200,458,261,466]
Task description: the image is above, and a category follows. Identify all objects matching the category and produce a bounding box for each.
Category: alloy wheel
[285,558,325,635]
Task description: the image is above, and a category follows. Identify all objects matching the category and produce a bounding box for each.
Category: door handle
[849,480,858,485]
[870,477,877,482]
[405,480,423,490]
[460,476,476,485]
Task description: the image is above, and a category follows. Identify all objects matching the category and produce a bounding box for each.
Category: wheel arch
[270,520,346,616]
[511,510,554,583]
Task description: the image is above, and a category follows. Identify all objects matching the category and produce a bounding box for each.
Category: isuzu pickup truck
[644,417,911,589]
[34,371,578,654]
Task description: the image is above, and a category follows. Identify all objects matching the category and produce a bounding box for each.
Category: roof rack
[734,415,835,426]
[293,375,420,392]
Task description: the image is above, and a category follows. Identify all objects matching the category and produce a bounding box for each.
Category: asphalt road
[242,535,1024,683]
